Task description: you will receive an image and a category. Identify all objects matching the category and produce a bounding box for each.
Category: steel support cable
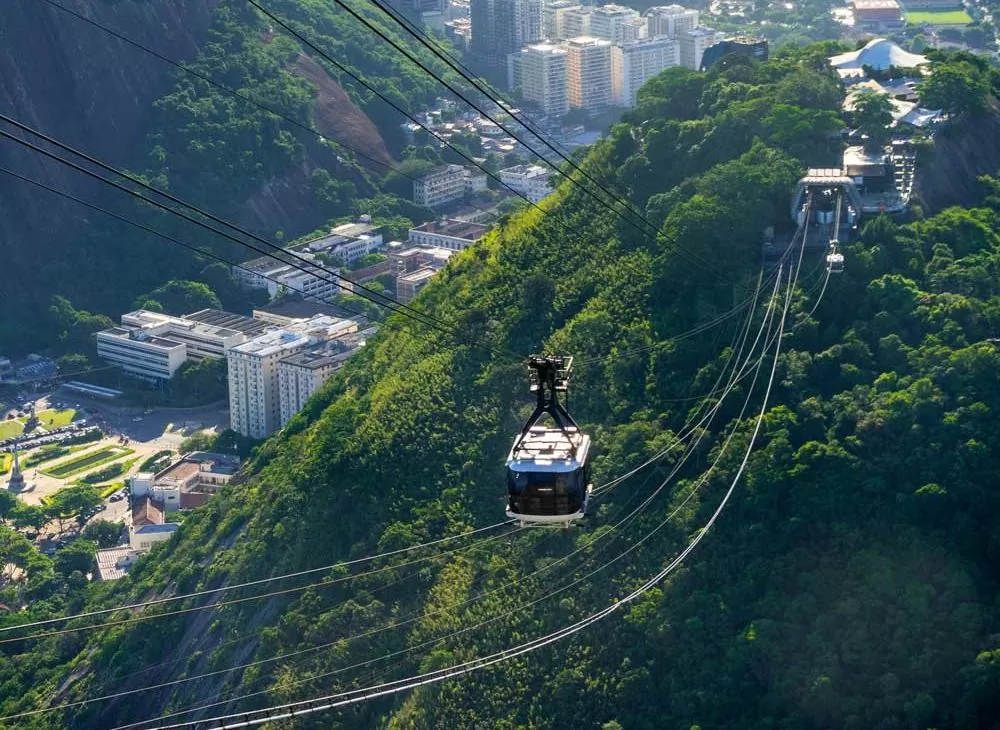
[137,267,791,730]
[308,0,717,276]
[1,268,770,721]
[591,266,770,498]
[0,165,412,337]
[0,117,450,333]
[0,523,520,645]
[591,221,808,496]
[364,0,574,161]
[109,271,784,730]
[34,0,502,224]
[245,0,718,278]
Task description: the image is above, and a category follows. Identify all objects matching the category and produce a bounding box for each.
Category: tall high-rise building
[612,37,680,107]
[589,4,641,44]
[566,36,612,111]
[561,5,593,38]
[471,0,544,67]
[516,42,569,115]
[679,26,721,70]
[543,0,581,40]
[227,316,357,438]
[645,4,699,38]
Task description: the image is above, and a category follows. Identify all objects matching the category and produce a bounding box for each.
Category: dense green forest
[3,45,1000,730]
[0,0,453,355]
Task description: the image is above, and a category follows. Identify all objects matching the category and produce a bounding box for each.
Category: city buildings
[566,36,613,111]
[277,327,374,427]
[470,0,543,67]
[412,164,488,207]
[543,0,581,40]
[232,218,383,295]
[96,309,268,381]
[389,244,456,303]
[589,4,641,44]
[645,5,699,38]
[512,42,569,116]
[700,36,769,70]
[499,164,556,202]
[95,546,137,581]
[444,17,473,51]
[129,496,179,552]
[561,6,594,38]
[679,26,722,70]
[130,451,242,512]
[849,0,905,31]
[612,37,680,107]
[407,219,491,250]
[227,315,367,438]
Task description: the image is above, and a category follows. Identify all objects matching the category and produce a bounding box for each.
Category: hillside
[3,47,1000,730]
[0,0,449,354]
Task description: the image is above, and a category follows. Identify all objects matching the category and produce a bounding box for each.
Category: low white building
[499,164,556,203]
[131,451,242,512]
[96,327,187,381]
[408,219,490,251]
[96,309,270,381]
[129,496,179,552]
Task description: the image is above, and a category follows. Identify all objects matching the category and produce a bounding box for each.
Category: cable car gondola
[827,239,844,274]
[505,355,591,526]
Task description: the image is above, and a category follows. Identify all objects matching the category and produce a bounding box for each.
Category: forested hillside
[3,45,1000,730]
[0,0,450,353]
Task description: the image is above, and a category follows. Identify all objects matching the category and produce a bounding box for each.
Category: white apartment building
[228,316,357,438]
[277,333,368,427]
[96,327,187,381]
[645,4,699,38]
[589,4,640,44]
[413,164,489,207]
[561,6,593,38]
[517,42,569,116]
[612,37,680,107]
[566,36,612,111]
[300,221,385,266]
[499,164,555,202]
[680,26,721,69]
[543,0,580,40]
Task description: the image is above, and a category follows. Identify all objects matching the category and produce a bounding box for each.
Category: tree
[0,489,18,524]
[851,90,894,148]
[82,520,125,549]
[0,525,35,585]
[10,503,48,532]
[133,280,222,315]
[918,62,990,115]
[54,539,96,577]
[46,485,102,533]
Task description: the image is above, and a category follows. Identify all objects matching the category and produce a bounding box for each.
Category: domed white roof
[829,38,929,71]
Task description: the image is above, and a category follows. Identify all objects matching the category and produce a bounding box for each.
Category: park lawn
[0,420,24,440]
[42,445,134,479]
[905,9,973,24]
[22,408,77,429]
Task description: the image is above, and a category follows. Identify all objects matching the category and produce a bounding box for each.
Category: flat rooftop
[410,220,489,241]
[95,547,136,581]
[253,299,356,322]
[281,346,355,370]
[399,268,439,285]
[184,309,271,337]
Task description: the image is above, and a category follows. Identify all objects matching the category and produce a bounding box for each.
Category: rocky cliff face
[914,107,1000,213]
[0,0,219,279]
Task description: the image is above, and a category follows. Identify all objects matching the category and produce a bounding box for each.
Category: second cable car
[827,239,844,274]
[505,355,591,526]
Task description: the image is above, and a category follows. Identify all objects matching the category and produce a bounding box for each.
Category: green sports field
[904,9,973,24]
